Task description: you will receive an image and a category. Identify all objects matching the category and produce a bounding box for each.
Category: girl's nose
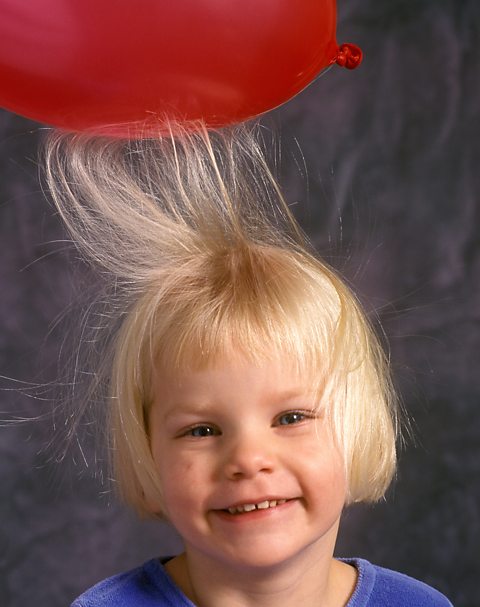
[222,432,275,480]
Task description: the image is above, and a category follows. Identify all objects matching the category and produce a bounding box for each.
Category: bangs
[150,244,345,397]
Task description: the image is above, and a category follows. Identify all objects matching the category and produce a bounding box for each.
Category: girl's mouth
[225,499,288,514]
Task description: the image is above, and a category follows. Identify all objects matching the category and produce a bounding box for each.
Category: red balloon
[0,0,361,137]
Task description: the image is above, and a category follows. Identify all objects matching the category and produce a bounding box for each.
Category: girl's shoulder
[70,558,194,607]
[342,558,453,607]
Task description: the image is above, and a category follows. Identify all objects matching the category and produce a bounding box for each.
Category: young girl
[44,124,452,606]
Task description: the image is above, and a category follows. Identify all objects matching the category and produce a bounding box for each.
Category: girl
[44,124,452,606]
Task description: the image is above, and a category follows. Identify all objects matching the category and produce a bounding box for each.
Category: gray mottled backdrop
[1,1,478,605]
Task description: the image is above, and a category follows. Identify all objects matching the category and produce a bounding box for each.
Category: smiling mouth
[225,499,288,515]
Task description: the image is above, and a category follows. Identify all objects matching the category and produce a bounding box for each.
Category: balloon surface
[0,0,361,136]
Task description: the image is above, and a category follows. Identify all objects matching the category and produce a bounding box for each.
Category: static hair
[43,122,398,516]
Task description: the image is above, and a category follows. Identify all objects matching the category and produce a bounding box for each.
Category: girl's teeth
[226,499,288,514]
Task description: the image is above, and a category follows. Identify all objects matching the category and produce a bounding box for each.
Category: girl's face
[148,355,347,573]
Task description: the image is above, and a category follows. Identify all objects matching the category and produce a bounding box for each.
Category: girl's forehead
[152,352,320,400]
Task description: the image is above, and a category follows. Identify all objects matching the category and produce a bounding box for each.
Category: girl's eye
[184,425,219,438]
[276,411,310,426]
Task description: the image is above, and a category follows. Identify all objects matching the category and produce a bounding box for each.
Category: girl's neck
[165,549,357,607]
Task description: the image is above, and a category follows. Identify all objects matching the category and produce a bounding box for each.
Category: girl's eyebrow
[162,389,313,420]
[273,388,311,400]
[162,402,215,421]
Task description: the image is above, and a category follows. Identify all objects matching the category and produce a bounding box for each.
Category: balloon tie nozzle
[336,43,363,69]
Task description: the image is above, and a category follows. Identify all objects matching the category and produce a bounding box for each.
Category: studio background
[1,2,478,606]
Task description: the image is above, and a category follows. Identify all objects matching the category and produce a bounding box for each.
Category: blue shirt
[71,557,453,606]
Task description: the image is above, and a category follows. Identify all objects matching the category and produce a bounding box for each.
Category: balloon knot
[336,43,363,70]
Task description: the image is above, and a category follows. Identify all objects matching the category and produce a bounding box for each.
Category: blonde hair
[43,123,398,516]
